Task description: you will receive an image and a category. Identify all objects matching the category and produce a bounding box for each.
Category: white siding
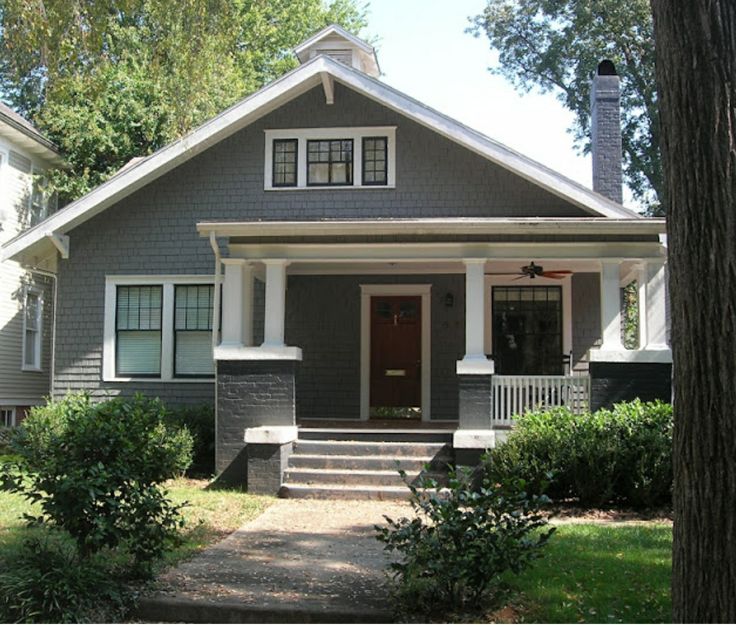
[0,136,55,406]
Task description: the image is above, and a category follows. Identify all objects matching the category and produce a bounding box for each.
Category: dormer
[294,24,380,78]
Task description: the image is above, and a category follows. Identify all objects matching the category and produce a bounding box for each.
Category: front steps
[280,428,454,500]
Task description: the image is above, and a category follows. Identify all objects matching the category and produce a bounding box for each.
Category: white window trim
[264,126,396,190]
[103,275,216,383]
[483,274,573,366]
[21,286,43,371]
[359,284,431,422]
[1,406,17,428]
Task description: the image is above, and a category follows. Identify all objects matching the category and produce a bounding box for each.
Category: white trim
[21,286,43,371]
[4,54,647,264]
[0,399,44,407]
[1,406,17,428]
[245,425,298,445]
[264,126,396,190]
[214,345,302,361]
[359,284,431,422]
[103,275,216,383]
[453,429,496,450]
[201,217,665,238]
[484,273,573,366]
[588,349,672,364]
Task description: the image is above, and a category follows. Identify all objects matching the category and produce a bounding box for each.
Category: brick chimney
[590,60,623,204]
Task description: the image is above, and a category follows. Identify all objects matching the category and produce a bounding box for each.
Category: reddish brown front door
[370,296,422,412]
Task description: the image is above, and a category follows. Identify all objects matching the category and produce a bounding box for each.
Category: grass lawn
[509,522,672,623]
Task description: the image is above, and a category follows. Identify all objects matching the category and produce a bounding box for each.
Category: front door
[370,296,422,418]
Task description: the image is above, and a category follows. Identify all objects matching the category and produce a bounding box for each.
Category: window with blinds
[116,286,162,376]
[174,285,214,376]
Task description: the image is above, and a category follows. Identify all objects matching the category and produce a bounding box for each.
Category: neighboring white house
[0,103,64,426]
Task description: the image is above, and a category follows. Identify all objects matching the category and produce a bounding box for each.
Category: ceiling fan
[486,261,573,280]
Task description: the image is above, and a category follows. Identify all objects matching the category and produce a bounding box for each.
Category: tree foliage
[0,0,367,202]
[469,0,660,212]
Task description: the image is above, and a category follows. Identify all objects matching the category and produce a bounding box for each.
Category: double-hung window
[115,286,162,377]
[105,277,216,381]
[174,285,215,377]
[1,407,16,428]
[22,288,42,370]
[264,127,395,189]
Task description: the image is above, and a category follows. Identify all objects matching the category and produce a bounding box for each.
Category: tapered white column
[644,260,669,350]
[221,259,246,346]
[599,260,624,351]
[637,263,649,349]
[457,259,493,374]
[262,259,288,348]
[242,263,254,347]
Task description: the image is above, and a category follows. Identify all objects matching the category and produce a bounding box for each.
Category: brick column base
[246,442,293,495]
[589,361,672,411]
[455,373,494,468]
[215,359,297,486]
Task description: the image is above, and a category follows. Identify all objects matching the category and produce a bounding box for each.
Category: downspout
[209,231,222,349]
[28,267,57,402]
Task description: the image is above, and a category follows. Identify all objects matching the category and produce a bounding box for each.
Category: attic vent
[323,48,353,66]
[9,150,31,174]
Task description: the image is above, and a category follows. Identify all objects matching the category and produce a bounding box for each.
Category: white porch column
[242,263,254,347]
[457,259,493,374]
[644,260,669,350]
[637,263,649,348]
[599,260,624,351]
[221,259,246,346]
[262,259,288,348]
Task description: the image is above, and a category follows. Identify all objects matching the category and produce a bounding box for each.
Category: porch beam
[599,260,624,351]
[262,259,289,348]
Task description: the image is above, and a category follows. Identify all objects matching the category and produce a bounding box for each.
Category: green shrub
[485,399,673,508]
[3,393,193,572]
[0,534,129,623]
[376,464,554,614]
[166,404,214,476]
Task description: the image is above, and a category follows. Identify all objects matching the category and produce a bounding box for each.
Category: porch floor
[297,418,457,430]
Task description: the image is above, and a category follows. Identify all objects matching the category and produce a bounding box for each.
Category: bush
[3,393,193,572]
[166,404,214,476]
[485,399,673,508]
[0,535,129,623]
[376,464,554,614]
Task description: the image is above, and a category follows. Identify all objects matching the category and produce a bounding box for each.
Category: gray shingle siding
[53,81,598,405]
[571,273,602,370]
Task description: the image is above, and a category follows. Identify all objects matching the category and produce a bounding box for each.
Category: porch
[198,218,671,490]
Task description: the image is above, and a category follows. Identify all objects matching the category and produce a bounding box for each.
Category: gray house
[0,104,63,427]
[2,27,670,496]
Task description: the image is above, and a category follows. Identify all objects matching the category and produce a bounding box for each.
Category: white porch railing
[491,374,591,425]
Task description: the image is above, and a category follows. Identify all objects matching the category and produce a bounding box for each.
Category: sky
[364,0,596,193]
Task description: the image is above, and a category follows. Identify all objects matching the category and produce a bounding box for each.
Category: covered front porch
[199,218,670,488]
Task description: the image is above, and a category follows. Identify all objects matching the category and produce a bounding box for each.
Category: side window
[174,285,215,377]
[1,407,16,428]
[22,289,43,370]
[272,139,298,187]
[362,137,387,185]
[115,285,162,377]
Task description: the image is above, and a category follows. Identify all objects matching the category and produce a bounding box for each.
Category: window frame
[173,284,216,379]
[361,136,388,186]
[271,138,298,188]
[1,407,16,428]
[21,287,43,371]
[263,127,396,190]
[306,138,354,187]
[103,275,216,383]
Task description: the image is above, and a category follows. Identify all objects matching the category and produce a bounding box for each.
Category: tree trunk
[650,1,736,622]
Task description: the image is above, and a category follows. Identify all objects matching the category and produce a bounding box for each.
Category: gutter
[27,267,58,401]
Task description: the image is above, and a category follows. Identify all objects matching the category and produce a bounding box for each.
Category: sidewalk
[138,498,412,623]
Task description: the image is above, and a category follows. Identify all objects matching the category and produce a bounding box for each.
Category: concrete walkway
[138,499,412,623]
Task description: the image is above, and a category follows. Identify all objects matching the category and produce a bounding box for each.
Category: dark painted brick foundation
[246,442,293,495]
[458,374,492,429]
[589,361,672,411]
[216,360,297,486]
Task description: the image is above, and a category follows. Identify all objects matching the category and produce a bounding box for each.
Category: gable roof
[2,54,643,264]
[0,102,64,165]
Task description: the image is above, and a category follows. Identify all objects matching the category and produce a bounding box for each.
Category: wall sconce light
[444,292,455,308]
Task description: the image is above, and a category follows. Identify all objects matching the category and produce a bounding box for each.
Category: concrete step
[298,428,453,443]
[282,467,447,487]
[287,453,450,472]
[292,440,450,457]
[280,483,413,501]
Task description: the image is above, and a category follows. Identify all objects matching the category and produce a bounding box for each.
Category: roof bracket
[320,72,335,105]
[47,232,70,259]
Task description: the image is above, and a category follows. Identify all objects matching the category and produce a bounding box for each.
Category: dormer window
[264,127,395,190]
